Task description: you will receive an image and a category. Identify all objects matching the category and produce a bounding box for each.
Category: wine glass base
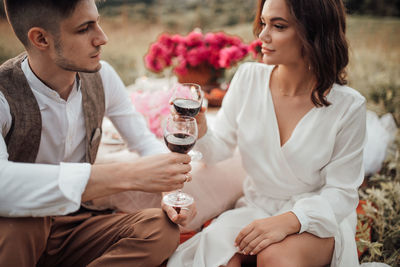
[189,150,203,161]
[163,192,194,207]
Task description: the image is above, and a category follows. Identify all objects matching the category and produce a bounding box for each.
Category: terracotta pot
[176,64,222,93]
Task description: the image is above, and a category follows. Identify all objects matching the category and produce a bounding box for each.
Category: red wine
[173,98,201,117]
[164,133,196,154]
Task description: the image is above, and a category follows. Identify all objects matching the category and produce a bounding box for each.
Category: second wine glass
[170,83,203,160]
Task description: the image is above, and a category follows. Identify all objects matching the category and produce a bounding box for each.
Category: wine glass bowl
[171,83,203,117]
[170,83,204,161]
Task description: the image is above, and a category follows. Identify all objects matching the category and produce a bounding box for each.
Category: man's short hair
[4,0,83,47]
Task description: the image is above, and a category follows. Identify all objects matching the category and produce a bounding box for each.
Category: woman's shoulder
[232,62,273,88]
[229,62,272,94]
[237,62,274,76]
[329,84,366,108]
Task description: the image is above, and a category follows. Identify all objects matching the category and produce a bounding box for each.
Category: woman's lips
[262,47,275,55]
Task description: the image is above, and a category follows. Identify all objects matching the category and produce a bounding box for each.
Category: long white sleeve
[195,66,248,164]
[291,97,366,237]
[100,61,167,156]
[0,135,91,217]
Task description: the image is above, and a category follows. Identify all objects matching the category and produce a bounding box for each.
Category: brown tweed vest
[0,53,105,164]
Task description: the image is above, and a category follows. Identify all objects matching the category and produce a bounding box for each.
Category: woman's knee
[257,244,299,267]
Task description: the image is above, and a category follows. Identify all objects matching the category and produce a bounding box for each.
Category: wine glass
[170,83,203,160]
[162,115,197,211]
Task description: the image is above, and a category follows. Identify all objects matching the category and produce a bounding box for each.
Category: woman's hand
[195,106,208,139]
[162,200,197,226]
[235,212,301,255]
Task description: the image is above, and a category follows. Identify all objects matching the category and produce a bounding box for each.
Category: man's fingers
[183,173,192,182]
[169,153,191,164]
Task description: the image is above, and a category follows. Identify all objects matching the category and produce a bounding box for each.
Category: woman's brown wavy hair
[253,0,349,107]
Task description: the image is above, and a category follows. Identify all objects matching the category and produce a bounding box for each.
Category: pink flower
[185,30,203,47]
[249,39,263,60]
[173,56,188,76]
[186,45,208,67]
[131,89,174,138]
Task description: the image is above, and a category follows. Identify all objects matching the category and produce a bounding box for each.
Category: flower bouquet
[131,83,193,138]
[144,29,250,107]
[144,29,249,78]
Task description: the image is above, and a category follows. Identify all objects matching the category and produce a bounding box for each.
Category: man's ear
[27,27,51,50]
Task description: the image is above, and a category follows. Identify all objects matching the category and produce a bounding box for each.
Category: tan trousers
[0,208,179,267]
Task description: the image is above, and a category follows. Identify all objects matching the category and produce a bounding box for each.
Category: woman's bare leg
[223,253,256,267]
[223,253,241,267]
[257,232,334,267]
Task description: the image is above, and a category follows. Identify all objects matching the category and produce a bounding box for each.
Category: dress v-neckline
[267,87,315,149]
[265,68,316,149]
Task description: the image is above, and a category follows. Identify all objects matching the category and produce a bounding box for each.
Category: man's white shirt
[0,59,166,217]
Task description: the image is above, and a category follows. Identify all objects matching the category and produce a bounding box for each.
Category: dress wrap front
[167,63,366,267]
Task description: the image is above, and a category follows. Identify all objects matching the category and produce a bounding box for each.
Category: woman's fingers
[162,203,178,221]
[235,224,254,247]
[250,239,273,255]
[237,228,260,252]
[162,203,197,226]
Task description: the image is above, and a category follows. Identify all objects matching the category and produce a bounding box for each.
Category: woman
[167,0,365,266]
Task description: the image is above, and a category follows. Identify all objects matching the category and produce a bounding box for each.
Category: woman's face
[258,0,303,66]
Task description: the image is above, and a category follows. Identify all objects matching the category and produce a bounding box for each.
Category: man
[0,0,195,266]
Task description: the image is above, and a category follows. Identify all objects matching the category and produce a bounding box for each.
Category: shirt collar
[21,57,80,101]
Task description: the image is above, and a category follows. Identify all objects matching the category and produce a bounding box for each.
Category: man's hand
[127,153,192,193]
[83,152,191,202]
[162,200,197,227]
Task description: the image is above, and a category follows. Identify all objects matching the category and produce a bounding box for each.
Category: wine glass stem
[176,189,182,201]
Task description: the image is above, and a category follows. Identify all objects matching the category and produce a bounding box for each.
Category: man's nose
[93,24,108,47]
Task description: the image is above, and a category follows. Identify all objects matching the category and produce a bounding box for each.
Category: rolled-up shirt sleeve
[291,97,366,237]
[0,92,91,217]
[0,139,91,217]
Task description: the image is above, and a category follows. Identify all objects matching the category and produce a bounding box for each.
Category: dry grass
[1,16,398,97]
[346,16,400,102]
[0,20,24,62]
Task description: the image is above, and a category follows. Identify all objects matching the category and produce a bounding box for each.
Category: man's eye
[78,27,89,33]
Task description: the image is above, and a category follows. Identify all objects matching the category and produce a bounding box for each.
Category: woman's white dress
[167,63,366,267]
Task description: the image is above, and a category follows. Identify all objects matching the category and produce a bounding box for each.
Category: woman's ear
[27,27,50,50]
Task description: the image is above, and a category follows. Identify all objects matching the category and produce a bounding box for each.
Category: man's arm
[82,153,191,202]
[0,132,191,217]
[99,61,167,156]
[0,91,191,216]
